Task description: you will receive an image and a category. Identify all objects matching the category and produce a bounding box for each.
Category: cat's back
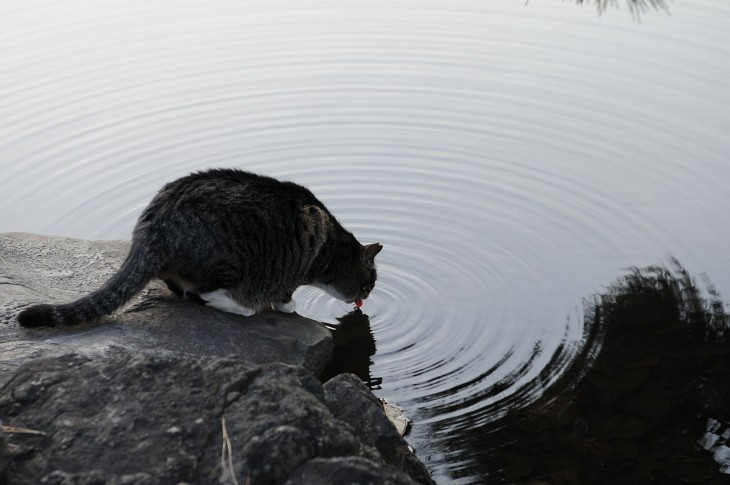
[147,169,320,215]
[162,168,291,198]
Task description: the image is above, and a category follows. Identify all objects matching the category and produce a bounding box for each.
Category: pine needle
[1,425,47,436]
[220,416,239,485]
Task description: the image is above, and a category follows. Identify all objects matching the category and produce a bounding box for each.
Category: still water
[1,0,729,482]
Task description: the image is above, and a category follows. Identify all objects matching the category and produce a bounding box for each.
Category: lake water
[1,0,729,483]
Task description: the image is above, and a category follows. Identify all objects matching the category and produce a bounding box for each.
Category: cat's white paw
[200,289,255,317]
[274,299,296,313]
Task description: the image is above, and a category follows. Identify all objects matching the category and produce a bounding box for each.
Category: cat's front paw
[274,298,296,313]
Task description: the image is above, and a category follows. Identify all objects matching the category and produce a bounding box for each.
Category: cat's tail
[17,242,158,327]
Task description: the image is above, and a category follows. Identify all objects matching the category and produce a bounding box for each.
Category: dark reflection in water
[448,260,730,483]
[320,309,382,389]
[327,262,730,484]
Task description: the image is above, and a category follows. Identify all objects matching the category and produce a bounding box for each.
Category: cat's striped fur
[17,169,382,327]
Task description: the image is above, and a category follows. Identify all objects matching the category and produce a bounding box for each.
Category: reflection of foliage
[324,264,730,483]
[419,261,729,482]
[574,0,671,18]
[479,261,730,483]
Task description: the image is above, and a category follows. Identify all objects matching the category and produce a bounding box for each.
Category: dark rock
[285,456,419,485]
[1,353,221,483]
[194,364,377,484]
[0,352,429,485]
[0,233,333,380]
[324,373,436,485]
[38,470,157,485]
[0,233,433,484]
[0,427,7,485]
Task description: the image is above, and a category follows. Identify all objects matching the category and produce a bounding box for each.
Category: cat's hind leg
[200,289,255,317]
[163,278,185,297]
[274,295,296,313]
[162,274,206,304]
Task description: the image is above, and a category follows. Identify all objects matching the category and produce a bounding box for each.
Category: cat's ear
[362,243,383,268]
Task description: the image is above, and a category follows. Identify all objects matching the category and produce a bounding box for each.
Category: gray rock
[1,353,219,483]
[0,233,333,380]
[324,374,436,485]
[195,362,371,484]
[0,233,434,484]
[0,352,429,485]
[285,457,418,485]
[0,426,7,484]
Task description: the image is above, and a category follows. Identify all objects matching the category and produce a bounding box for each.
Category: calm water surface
[2,0,729,482]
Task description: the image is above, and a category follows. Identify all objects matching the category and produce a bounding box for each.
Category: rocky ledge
[0,233,332,379]
[0,353,432,484]
[0,233,434,484]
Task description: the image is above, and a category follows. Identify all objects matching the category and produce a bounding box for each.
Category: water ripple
[2,0,730,482]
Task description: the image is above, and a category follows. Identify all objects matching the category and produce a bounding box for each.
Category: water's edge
[0,232,434,484]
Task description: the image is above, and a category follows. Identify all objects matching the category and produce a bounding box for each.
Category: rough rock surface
[283,457,420,485]
[0,352,431,484]
[0,233,434,484]
[0,233,333,381]
[0,428,7,483]
[325,374,435,484]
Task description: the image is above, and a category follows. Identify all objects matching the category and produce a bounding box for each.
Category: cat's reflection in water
[321,308,382,389]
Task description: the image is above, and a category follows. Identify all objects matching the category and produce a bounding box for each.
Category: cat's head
[317,242,383,304]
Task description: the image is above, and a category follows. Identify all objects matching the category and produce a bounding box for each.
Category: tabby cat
[17,169,382,327]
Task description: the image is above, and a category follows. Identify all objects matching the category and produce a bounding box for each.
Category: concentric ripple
[2,0,730,482]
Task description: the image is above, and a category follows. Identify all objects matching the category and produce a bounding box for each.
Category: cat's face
[318,242,382,304]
